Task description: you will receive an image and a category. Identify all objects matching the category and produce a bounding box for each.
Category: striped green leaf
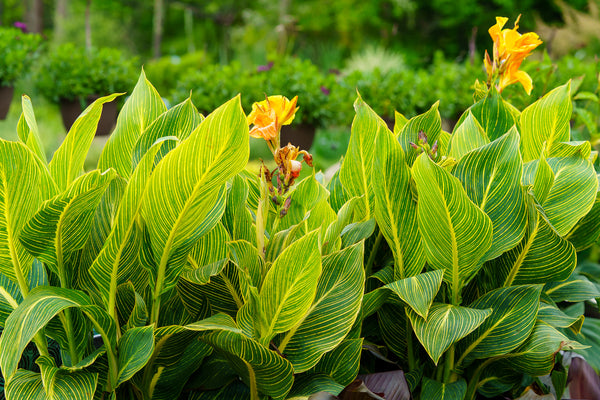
[544,274,600,302]
[278,242,364,372]
[373,123,425,279]
[495,196,576,287]
[340,95,388,218]
[131,96,203,169]
[377,303,407,360]
[229,240,263,299]
[20,169,116,286]
[50,93,123,191]
[0,141,50,287]
[257,230,321,341]
[341,217,375,249]
[384,270,443,319]
[288,374,344,398]
[457,85,519,142]
[278,174,330,232]
[322,196,362,255]
[17,95,46,164]
[223,175,256,245]
[412,153,493,304]
[505,321,586,376]
[311,338,363,387]
[188,381,252,400]
[397,102,442,165]
[548,140,591,159]
[531,153,553,204]
[115,282,147,329]
[6,359,98,400]
[90,141,167,314]
[520,82,572,162]
[453,128,527,261]
[116,325,154,387]
[565,192,600,251]
[140,96,248,322]
[0,286,116,382]
[327,168,349,214]
[458,285,542,367]
[407,303,491,365]
[522,154,597,236]
[565,317,600,373]
[537,302,584,334]
[98,70,167,178]
[421,378,467,400]
[448,111,489,160]
[201,329,294,400]
[394,110,409,135]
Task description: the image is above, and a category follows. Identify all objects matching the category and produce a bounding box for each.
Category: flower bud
[290,160,302,178]
[303,153,313,167]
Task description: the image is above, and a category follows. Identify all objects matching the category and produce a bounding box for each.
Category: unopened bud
[290,160,302,178]
[303,153,313,167]
[418,130,427,144]
[409,142,419,150]
[431,140,438,155]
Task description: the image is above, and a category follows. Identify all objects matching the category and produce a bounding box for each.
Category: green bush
[35,43,137,103]
[144,51,212,98]
[0,27,42,87]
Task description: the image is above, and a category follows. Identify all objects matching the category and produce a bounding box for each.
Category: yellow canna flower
[485,15,542,94]
[247,95,299,148]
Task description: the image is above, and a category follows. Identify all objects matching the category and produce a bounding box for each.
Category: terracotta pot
[59,95,118,136]
[0,86,15,120]
[280,123,317,151]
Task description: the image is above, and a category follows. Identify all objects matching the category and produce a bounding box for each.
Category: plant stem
[465,357,498,400]
[365,231,383,278]
[406,311,415,371]
[443,344,455,383]
[256,167,269,262]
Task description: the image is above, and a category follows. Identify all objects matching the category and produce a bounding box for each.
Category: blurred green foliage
[0,27,42,86]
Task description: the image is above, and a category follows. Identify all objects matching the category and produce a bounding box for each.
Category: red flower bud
[290,160,302,178]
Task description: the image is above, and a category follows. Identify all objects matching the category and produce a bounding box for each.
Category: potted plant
[0,25,42,119]
[35,43,136,135]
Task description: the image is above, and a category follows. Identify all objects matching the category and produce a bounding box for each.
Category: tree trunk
[153,0,164,59]
[54,0,68,43]
[26,0,44,33]
[85,0,92,51]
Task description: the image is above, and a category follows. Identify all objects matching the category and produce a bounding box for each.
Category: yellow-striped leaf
[394,110,409,135]
[412,153,493,304]
[397,102,442,165]
[279,242,364,373]
[340,95,388,218]
[257,231,321,341]
[520,82,572,162]
[278,174,330,232]
[421,378,467,400]
[131,96,203,169]
[407,303,491,365]
[373,124,425,279]
[311,338,363,387]
[448,111,489,160]
[116,325,154,387]
[565,192,600,251]
[17,95,46,165]
[522,154,597,236]
[453,128,527,261]
[223,175,256,245]
[384,269,444,319]
[458,285,541,366]
[537,302,584,334]
[496,196,576,287]
[140,96,248,317]
[377,303,408,360]
[544,273,600,302]
[50,93,123,191]
[98,70,167,178]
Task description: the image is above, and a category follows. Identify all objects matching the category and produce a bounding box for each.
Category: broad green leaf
[397,102,442,165]
[448,111,489,160]
[278,174,330,232]
[140,96,248,321]
[115,282,147,329]
[565,193,600,251]
[116,325,154,387]
[453,128,527,261]
[361,288,390,318]
[505,321,586,376]
[312,338,363,387]
[496,196,576,287]
[377,304,407,360]
[188,381,252,400]
[0,286,116,381]
[532,153,553,204]
[20,169,116,286]
[98,70,167,177]
[339,95,388,217]
[421,378,467,400]
[229,240,263,297]
[394,110,408,135]
[288,374,344,398]
[520,82,572,162]
[458,285,541,367]
[565,317,600,373]
[537,302,584,334]
[548,140,591,159]
[223,175,256,245]
[90,141,167,311]
[412,153,493,304]
[258,231,321,341]
[327,167,349,214]
[384,270,443,319]
[201,329,294,400]
[544,274,600,302]
[458,85,518,142]
[341,218,376,248]
[373,125,424,279]
[522,154,597,236]
[279,242,365,372]
[0,141,49,286]
[407,303,491,365]
[17,95,46,164]
[50,93,123,191]
[6,361,97,400]
[131,96,203,169]
[322,196,361,255]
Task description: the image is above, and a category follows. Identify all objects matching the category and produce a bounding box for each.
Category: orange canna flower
[247,95,299,144]
[485,15,542,94]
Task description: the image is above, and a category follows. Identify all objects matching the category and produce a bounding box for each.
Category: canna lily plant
[0,14,598,400]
